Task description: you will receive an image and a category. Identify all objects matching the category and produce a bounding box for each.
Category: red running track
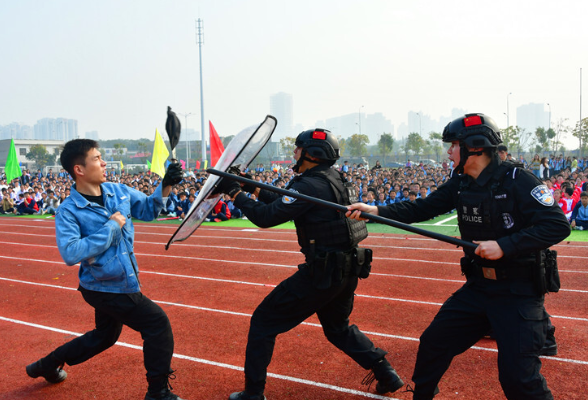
[0,218,586,399]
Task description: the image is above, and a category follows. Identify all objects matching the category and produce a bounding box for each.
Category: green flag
[146,160,151,169]
[5,138,22,183]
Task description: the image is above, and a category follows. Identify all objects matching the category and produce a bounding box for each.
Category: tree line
[22,118,588,170]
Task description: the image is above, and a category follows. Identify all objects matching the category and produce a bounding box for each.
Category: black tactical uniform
[374,114,570,400]
[226,129,403,400]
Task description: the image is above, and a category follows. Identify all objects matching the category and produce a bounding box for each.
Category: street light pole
[547,103,551,131]
[358,105,364,135]
[196,19,206,165]
[507,92,512,128]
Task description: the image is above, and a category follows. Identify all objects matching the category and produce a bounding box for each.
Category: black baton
[207,168,477,250]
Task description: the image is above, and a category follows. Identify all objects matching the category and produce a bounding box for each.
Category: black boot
[363,357,404,394]
[26,353,67,384]
[539,325,558,356]
[407,384,440,399]
[145,389,185,400]
[228,391,266,400]
[145,371,185,400]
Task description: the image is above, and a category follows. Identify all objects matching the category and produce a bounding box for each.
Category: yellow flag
[120,160,124,170]
[203,160,208,170]
[150,128,169,178]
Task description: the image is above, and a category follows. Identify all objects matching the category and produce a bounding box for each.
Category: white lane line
[1,275,588,325]
[3,232,588,262]
[434,215,458,225]
[0,316,398,400]
[4,218,588,247]
[3,222,588,254]
[0,251,586,296]
[141,271,277,287]
[1,239,587,272]
[1,280,587,368]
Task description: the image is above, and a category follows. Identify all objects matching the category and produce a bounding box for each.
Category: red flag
[209,121,225,166]
[195,160,201,170]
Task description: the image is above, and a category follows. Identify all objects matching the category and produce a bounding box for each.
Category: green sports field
[3,210,586,241]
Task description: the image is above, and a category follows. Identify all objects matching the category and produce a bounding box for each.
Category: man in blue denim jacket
[26,139,186,400]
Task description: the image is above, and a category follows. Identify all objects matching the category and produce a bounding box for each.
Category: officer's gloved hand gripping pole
[207,168,478,251]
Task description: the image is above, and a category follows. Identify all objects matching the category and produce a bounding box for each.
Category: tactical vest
[294,168,368,249]
[457,161,527,262]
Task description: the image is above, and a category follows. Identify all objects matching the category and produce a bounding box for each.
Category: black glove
[240,172,259,193]
[212,177,241,197]
[226,165,257,193]
[162,162,183,187]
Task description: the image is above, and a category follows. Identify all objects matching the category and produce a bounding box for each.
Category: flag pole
[207,168,477,250]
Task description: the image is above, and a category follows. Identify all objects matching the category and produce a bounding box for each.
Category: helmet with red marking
[442,113,502,148]
[295,129,340,163]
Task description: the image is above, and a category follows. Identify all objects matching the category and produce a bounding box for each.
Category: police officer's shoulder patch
[530,185,554,206]
[282,189,299,204]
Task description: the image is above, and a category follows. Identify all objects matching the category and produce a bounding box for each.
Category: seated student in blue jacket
[570,191,588,230]
[16,192,37,215]
[176,192,190,219]
[164,186,180,216]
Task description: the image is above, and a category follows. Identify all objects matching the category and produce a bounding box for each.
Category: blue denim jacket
[55,182,164,293]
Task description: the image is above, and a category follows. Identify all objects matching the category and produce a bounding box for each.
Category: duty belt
[469,264,532,281]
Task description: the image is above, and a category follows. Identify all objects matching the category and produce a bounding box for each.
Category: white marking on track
[0,315,400,399]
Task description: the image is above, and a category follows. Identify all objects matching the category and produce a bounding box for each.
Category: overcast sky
[2,0,587,148]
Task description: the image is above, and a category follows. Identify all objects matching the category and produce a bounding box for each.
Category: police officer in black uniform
[217,129,404,400]
[496,144,558,355]
[348,113,570,399]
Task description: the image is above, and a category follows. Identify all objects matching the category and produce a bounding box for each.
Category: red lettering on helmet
[464,115,482,127]
[312,131,327,140]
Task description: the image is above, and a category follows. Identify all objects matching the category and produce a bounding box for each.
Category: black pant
[52,288,174,379]
[411,279,552,400]
[243,268,386,393]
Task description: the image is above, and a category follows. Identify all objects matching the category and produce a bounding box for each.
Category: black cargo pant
[243,267,387,394]
[52,287,174,379]
[411,279,552,400]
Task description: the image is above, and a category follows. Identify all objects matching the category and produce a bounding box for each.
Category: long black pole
[207,168,477,250]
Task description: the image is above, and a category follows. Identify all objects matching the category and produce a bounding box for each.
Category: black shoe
[363,358,404,394]
[144,388,185,400]
[228,391,266,400]
[407,384,440,399]
[540,326,558,356]
[26,359,67,384]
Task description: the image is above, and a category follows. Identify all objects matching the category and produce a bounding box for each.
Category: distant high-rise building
[361,113,394,144]
[34,118,54,140]
[516,103,549,134]
[406,108,468,139]
[0,123,33,140]
[313,112,393,145]
[34,118,78,141]
[86,131,99,140]
[66,119,78,141]
[270,92,294,141]
[397,123,408,139]
[408,111,440,138]
[318,113,357,139]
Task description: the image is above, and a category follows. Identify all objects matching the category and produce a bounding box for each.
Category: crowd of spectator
[1,155,587,230]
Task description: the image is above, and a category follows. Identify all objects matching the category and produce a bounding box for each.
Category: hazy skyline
[2,1,587,149]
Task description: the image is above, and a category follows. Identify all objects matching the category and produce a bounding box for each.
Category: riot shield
[165,115,277,249]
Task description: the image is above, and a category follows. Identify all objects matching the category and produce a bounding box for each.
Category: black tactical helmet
[442,113,502,148]
[295,129,340,162]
